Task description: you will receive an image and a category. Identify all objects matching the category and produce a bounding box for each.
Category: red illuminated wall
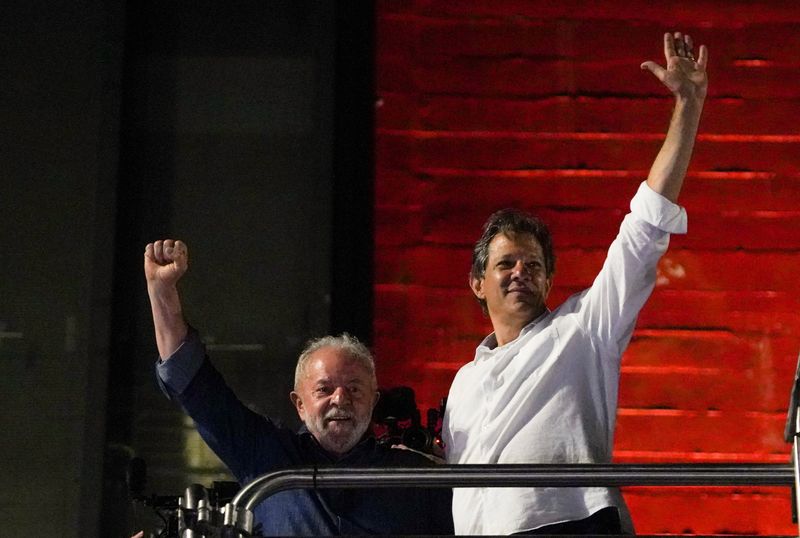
[373,1,800,534]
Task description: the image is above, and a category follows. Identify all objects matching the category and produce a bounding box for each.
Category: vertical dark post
[331,2,375,343]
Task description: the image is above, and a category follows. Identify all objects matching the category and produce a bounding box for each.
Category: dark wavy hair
[470,208,556,313]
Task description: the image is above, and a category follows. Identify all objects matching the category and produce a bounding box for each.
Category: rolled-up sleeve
[630,181,687,234]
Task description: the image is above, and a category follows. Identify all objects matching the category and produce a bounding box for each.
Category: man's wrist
[674,93,705,112]
[148,281,180,301]
[147,279,178,291]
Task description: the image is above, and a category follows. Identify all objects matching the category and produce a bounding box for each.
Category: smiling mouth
[325,415,353,424]
[506,287,532,294]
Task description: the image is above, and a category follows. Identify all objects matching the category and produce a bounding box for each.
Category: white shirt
[443,182,687,535]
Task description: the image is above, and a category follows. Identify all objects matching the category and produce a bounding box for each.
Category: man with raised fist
[142,239,453,536]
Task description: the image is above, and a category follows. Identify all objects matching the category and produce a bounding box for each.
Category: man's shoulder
[550,288,592,316]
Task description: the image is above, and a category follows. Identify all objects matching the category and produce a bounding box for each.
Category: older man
[443,32,709,534]
[144,239,453,535]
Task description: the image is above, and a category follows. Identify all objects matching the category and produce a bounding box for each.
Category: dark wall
[0,1,126,536]
[104,2,338,536]
[1,2,372,537]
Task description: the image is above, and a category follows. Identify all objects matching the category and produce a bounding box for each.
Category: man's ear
[290,391,306,422]
[371,389,380,411]
[543,274,554,299]
[470,275,485,300]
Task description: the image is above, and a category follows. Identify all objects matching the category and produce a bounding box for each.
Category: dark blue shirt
[157,331,454,536]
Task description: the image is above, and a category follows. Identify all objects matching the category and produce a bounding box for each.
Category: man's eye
[497,261,513,268]
[316,387,332,395]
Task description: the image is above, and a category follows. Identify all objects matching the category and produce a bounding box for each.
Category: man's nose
[330,386,351,405]
[511,260,530,279]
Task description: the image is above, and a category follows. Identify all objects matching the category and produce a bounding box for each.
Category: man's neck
[493,324,523,347]
[491,309,545,347]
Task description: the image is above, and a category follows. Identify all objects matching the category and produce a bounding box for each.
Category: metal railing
[220,463,794,535]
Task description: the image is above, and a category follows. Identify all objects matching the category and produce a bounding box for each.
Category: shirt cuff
[630,181,688,234]
[156,327,204,396]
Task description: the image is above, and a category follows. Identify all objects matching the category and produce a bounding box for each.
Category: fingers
[154,239,170,262]
[677,33,707,68]
[145,240,165,264]
[664,31,701,62]
[171,240,188,271]
[144,239,189,266]
[697,44,709,69]
[684,34,694,56]
[674,32,686,57]
[640,60,666,81]
[648,31,708,98]
[663,32,676,59]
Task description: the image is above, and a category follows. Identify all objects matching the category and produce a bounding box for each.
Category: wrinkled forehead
[488,232,544,259]
[301,347,376,385]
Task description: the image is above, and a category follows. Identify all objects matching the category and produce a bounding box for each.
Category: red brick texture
[374,1,800,534]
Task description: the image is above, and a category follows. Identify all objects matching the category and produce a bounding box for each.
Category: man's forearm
[646,96,704,203]
[148,283,188,359]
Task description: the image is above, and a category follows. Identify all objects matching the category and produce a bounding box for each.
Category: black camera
[373,386,446,455]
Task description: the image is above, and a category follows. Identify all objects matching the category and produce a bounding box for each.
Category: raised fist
[144,239,188,287]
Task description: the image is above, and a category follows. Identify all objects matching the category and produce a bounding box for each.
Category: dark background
[6,1,800,536]
[0,2,373,536]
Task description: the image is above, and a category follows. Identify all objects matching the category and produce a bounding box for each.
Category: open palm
[642,32,708,101]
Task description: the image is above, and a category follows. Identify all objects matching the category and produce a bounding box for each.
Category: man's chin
[317,423,369,455]
[325,420,358,436]
[504,299,541,314]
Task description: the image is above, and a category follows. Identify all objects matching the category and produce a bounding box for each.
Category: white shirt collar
[477,308,551,355]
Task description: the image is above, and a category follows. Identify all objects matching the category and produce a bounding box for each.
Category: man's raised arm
[641,32,709,203]
[144,239,189,359]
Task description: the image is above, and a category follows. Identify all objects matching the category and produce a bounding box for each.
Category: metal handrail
[224,463,794,533]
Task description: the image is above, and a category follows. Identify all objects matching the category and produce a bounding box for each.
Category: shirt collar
[476,308,551,357]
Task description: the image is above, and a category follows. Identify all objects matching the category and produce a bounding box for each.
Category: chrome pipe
[226,463,793,533]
